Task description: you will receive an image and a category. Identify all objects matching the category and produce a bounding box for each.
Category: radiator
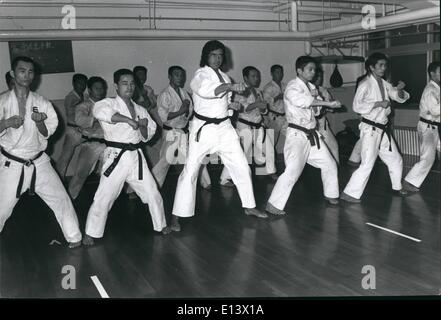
[393,126,420,156]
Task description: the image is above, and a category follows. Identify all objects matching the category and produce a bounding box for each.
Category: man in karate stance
[152,65,211,189]
[266,56,342,216]
[83,69,170,246]
[403,61,440,192]
[67,76,107,199]
[0,56,82,248]
[340,52,410,203]
[263,64,287,156]
[171,40,267,232]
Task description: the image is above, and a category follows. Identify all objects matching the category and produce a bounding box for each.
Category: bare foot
[325,197,339,205]
[220,180,235,188]
[68,241,82,249]
[82,234,95,246]
[265,202,286,215]
[244,207,268,218]
[340,192,361,203]
[161,226,172,235]
[170,215,181,232]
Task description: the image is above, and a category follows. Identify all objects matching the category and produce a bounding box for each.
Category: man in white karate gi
[263,64,287,156]
[0,56,82,248]
[340,52,410,203]
[219,66,276,186]
[56,73,87,179]
[152,65,211,189]
[170,40,268,232]
[83,69,170,246]
[68,76,107,199]
[313,68,340,164]
[403,61,440,192]
[266,56,342,216]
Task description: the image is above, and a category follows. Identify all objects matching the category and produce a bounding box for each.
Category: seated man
[68,76,108,199]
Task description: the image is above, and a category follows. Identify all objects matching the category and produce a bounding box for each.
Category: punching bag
[330,64,343,88]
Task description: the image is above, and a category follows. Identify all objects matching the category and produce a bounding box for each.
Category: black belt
[81,135,105,143]
[288,123,321,149]
[193,112,230,142]
[237,118,266,143]
[67,123,79,128]
[1,149,44,198]
[163,123,189,134]
[267,107,285,117]
[103,141,145,180]
[361,118,392,152]
[315,113,328,130]
[420,117,440,136]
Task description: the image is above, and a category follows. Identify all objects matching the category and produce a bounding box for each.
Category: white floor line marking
[91,275,110,298]
[366,223,421,242]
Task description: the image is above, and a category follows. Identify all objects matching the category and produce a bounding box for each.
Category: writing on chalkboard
[9,40,75,74]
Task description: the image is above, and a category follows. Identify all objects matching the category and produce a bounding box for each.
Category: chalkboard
[390,53,427,109]
[9,40,74,74]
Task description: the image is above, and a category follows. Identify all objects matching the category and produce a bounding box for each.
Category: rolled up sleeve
[93,98,117,123]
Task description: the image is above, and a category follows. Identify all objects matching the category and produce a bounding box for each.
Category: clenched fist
[6,115,24,129]
[230,83,246,93]
[138,117,149,128]
[31,111,48,123]
[396,81,406,90]
[228,101,242,111]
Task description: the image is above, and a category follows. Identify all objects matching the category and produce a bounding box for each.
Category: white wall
[1,39,307,99]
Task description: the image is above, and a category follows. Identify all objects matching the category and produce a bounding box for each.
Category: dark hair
[428,61,439,77]
[271,64,283,74]
[168,65,185,76]
[199,40,227,68]
[295,56,316,73]
[11,56,35,71]
[242,66,259,78]
[355,52,389,91]
[133,66,147,74]
[72,73,87,85]
[113,69,134,84]
[87,76,107,90]
[5,71,13,86]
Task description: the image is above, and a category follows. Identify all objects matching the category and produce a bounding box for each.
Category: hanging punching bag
[330,64,343,88]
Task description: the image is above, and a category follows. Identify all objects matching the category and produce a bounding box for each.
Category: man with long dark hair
[170,40,268,232]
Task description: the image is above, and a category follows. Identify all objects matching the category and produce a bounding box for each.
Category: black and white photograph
[0,0,439,307]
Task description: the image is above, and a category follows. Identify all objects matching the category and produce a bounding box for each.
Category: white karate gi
[152,85,211,188]
[172,66,256,217]
[68,98,106,199]
[56,90,83,176]
[263,80,288,154]
[0,90,82,243]
[348,138,362,164]
[220,87,276,183]
[85,96,167,237]
[316,86,339,164]
[405,80,440,188]
[343,75,410,199]
[268,77,339,210]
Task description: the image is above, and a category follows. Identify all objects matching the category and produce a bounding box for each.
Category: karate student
[56,73,88,179]
[0,56,82,248]
[266,56,342,216]
[133,65,162,166]
[219,66,276,186]
[152,65,211,189]
[171,40,268,232]
[82,69,170,246]
[340,52,410,203]
[67,76,107,199]
[263,64,287,155]
[313,68,340,164]
[403,61,440,192]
